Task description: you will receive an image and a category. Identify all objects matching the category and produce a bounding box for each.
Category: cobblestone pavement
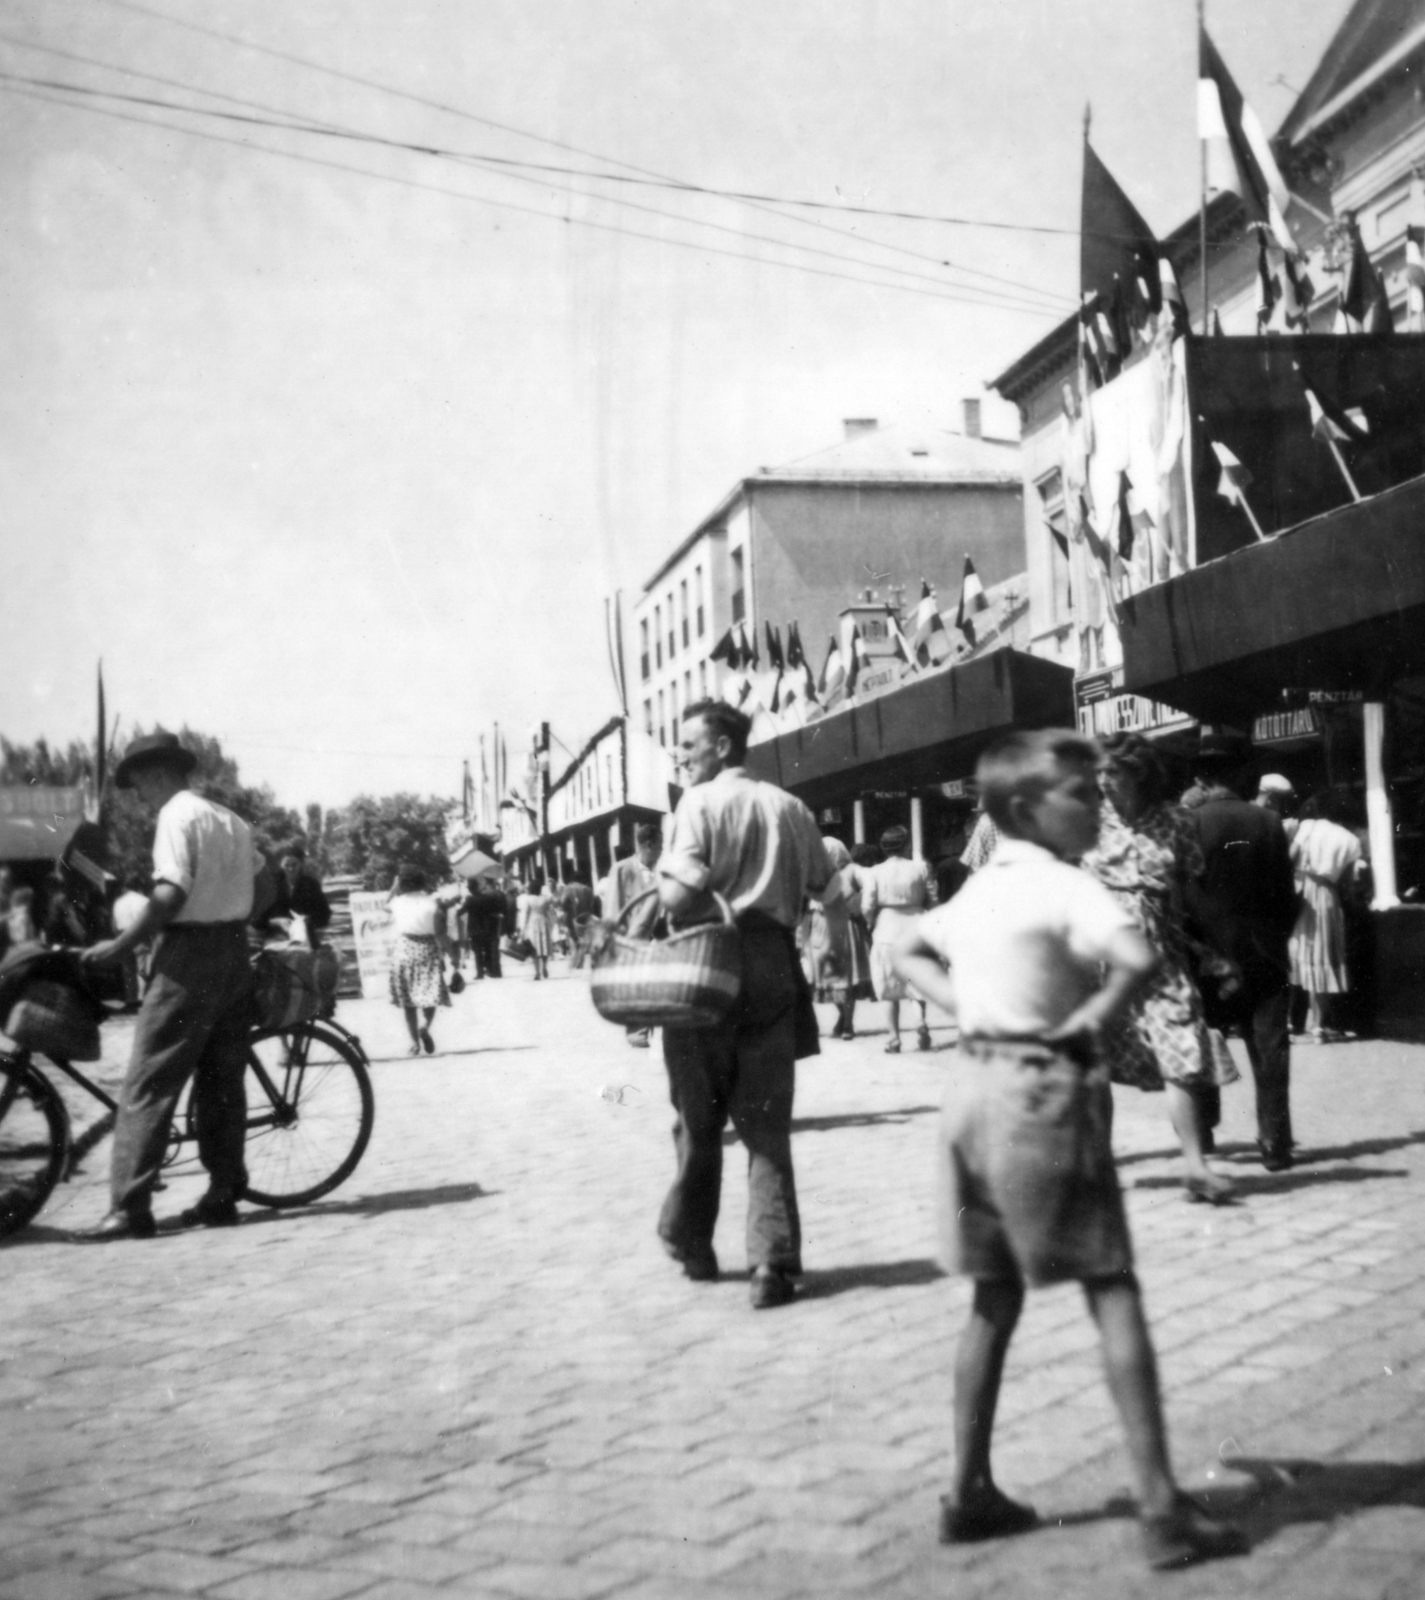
[6,960,1425,1600]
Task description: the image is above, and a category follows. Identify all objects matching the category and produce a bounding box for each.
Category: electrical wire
[0,28,1075,311]
[0,66,1066,314]
[95,1,1104,259]
[4,79,1063,316]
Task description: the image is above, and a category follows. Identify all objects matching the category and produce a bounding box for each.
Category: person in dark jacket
[466,878,506,978]
[267,846,331,942]
[1181,735,1300,1171]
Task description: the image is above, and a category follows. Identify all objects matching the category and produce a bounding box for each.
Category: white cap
[1257,773,1295,796]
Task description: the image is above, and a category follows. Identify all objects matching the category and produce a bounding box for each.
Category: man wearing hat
[82,730,273,1237]
[1182,732,1300,1171]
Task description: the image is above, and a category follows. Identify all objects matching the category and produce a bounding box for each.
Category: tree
[0,737,92,788]
[325,794,456,890]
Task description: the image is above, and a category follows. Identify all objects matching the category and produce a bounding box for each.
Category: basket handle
[614,886,735,932]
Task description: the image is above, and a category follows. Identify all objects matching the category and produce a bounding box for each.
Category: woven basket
[5,979,101,1062]
[589,890,741,1031]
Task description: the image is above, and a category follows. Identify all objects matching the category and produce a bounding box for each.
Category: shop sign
[1253,706,1321,745]
[938,779,976,801]
[1074,669,1193,739]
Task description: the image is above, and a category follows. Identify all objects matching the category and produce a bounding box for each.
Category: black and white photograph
[5,1,1425,1595]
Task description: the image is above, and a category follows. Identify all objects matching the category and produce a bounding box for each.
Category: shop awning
[745,649,1075,808]
[1118,474,1425,723]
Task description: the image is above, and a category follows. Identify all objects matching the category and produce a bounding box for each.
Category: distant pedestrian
[517,872,555,980]
[657,700,840,1310]
[803,836,870,1042]
[1289,788,1366,1043]
[1182,734,1300,1171]
[387,867,450,1056]
[861,825,936,1052]
[267,845,332,944]
[891,730,1244,1570]
[466,877,507,978]
[1255,773,1298,840]
[602,823,663,1046]
[1080,734,1237,1205]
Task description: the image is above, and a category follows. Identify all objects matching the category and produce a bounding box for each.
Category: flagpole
[1237,495,1269,542]
[1198,0,1209,331]
[1325,436,1363,502]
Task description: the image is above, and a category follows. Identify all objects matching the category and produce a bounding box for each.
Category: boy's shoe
[1184,1171,1236,1206]
[662,1239,719,1282]
[83,1207,157,1241]
[748,1266,797,1309]
[938,1486,1038,1544]
[917,1026,933,1051]
[1140,1494,1247,1569]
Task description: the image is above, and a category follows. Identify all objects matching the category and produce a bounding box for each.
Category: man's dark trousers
[1237,967,1292,1160]
[110,923,252,1213]
[660,923,802,1273]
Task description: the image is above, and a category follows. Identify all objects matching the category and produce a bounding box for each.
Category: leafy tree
[0,737,92,787]
[325,794,456,890]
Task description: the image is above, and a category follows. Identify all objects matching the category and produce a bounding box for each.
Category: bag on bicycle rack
[251,945,340,1030]
[587,889,741,1031]
[5,977,102,1062]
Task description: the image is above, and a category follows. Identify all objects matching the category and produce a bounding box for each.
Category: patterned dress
[1289,818,1363,993]
[1080,800,1238,1092]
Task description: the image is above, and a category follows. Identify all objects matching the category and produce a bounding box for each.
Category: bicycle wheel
[0,1056,70,1239]
[240,1023,375,1207]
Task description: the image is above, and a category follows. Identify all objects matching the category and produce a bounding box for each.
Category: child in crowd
[891,730,1245,1571]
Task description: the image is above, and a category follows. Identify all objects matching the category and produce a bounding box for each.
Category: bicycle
[0,1007,375,1240]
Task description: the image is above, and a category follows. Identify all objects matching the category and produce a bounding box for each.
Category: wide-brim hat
[114,730,197,789]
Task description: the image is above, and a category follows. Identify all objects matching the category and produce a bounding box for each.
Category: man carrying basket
[657,701,841,1310]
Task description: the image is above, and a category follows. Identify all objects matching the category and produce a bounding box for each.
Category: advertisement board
[348,891,397,1000]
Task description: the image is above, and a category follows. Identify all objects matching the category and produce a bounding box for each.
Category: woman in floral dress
[387,866,450,1055]
[1081,734,1238,1204]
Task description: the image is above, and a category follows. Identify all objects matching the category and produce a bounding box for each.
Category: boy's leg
[1082,1276,1175,1517]
[953,1277,1024,1499]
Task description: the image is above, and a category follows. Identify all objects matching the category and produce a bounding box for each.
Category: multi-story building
[632,408,1023,752]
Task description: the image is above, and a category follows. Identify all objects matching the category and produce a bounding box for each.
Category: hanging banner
[348,891,397,1000]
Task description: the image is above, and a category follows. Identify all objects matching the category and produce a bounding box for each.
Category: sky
[0,0,1352,810]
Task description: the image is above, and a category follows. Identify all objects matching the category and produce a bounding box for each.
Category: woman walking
[862,826,935,1052]
[387,866,450,1055]
[517,871,556,981]
[1290,789,1365,1043]
[803,837,874,1041]
[1081,734,1238,1204]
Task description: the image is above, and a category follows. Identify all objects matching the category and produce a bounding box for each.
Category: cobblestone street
[7,962,1425,1600]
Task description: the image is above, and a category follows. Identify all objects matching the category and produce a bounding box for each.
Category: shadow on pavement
[789,1105,940,1135]
[797,1257,945,1300]
[1217,1456,1425,1542]
[366,1045,536,1064]
[224,1181,496,1225]
[1131,1166,1409,1196]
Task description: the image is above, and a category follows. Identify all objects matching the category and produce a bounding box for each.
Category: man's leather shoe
[1260,1146,1294,1172]
[177,1195,241,1229]
[938,1485,1038,1544]
[749,1266,797,1309]
[83,1208,156,1241]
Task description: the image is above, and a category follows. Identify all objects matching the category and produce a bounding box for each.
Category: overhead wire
[2,79,1062,315]
[93,0,1097,274]
[0,65,1066,315]
[0,27,1074,312]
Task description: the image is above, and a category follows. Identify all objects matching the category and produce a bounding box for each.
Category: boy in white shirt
[892,730,1244,1572]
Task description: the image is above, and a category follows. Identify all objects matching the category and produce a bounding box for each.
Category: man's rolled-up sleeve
[151,807,196,895]
[659,796,711,894]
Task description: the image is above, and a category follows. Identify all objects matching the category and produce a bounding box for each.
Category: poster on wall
[348,891,398,1000]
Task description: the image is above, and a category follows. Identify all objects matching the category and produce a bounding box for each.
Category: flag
[95,662,107,805]
[1130,244,1162,344]
[1305,385,1350,443]
[910,580,953,666]
[1211,308,1225,338]
[1255,229,1281,331]
[955,557,989,646]
[1199,27,1295,252]
[1211,441,1252,507]
[820,634,847,703]
[1159,256,1190,337]
[743,624,760,671]
[1279,250,1314,332]
[709,628,737,665]
[1078,499,1121,623]
[462,760,473,824]
[889,613,916,675]
[844,626,868,696]
[1081,132,1159,319]
[765,621,785,673]
[1116,472,1135,560]
[786,622,819,704]
[1339,217,1392,334]
[1079,296,1108,390]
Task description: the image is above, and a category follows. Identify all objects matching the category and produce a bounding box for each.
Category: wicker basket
[5,979,102,1062]
[589,890,741,1031]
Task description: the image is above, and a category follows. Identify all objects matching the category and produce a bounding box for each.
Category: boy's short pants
[937,1037,1134,1287]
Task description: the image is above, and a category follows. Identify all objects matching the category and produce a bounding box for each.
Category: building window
[680,579,690,647]
[639,620,650,682]
[731,549,745,624]
[657,690,665,746]
[684,670,692,711]
[655,605,663,669]
[699,660,708,697]
[643,699,653,736]
[668,592,676,659]
[1036,471,1072,627]
[695,564,705,635]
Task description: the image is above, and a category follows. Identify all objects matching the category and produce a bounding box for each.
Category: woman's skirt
[869,906,921,1001]
[1290,882,1349,993]
[389,934,450,1009]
